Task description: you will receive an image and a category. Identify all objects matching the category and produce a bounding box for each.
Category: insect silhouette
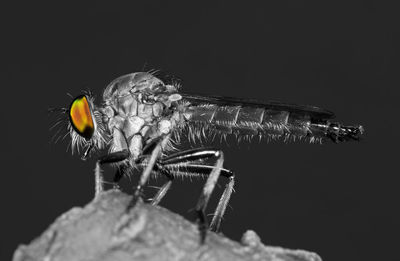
[51,72,364,242]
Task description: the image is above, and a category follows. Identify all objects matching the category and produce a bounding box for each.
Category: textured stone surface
[13,190,322,261]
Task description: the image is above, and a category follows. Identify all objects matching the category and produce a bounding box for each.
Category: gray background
[1,1,399,260]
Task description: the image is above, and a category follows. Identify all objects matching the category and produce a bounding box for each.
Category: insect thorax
[99,72,183,159]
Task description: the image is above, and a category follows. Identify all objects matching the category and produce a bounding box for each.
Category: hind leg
[157,148,233,242]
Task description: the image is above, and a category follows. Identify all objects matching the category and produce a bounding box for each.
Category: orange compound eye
[69,95,95,140]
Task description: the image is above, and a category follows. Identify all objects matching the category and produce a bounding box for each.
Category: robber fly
[51,72,363,242]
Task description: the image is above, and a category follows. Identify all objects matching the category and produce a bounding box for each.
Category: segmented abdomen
[185,104,307,137]
[183,104,363,143]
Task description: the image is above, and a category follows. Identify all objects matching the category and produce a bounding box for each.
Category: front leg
[94,149,130,197]
[127,134,170,210]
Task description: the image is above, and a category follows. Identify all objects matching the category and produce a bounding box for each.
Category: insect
[51,72,364,242]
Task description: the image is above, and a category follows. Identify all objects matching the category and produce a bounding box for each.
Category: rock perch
[13,190,322,261]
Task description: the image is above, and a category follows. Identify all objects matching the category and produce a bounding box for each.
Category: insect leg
[150,169,174,206]
[160,148,234,236]
[94,149,130,197]
[159,148,226,243]
[163,163,234,233]
[194,149,224,243]
[127,135,170,209]
[150,161,234,208]
[209,174,235,232]
[160,147,223,165]
[137,147,234,238]
[112,164,130,189]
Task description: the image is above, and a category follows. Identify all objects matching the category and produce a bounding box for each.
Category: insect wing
[181,93,335,120]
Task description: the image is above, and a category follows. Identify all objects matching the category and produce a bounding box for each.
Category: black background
[1,1,399,260]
